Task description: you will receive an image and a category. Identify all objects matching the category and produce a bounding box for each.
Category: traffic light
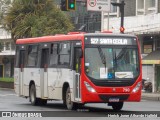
[61,0,67,11]
[67,0,76,10]
[61,0,76,11]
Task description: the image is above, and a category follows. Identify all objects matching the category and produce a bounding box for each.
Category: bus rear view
[81,34,142,110]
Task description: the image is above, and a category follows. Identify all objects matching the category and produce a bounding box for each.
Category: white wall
[0,28,11,39]
[103,13,160,34]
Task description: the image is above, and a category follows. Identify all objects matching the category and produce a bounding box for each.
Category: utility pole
[111,1,125,33]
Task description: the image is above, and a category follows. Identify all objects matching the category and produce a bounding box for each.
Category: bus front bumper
[81,91,141,103]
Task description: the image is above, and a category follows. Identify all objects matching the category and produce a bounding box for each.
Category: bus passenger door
[19,50,25,96]
[40,48,49,98]
[74,47,82,101]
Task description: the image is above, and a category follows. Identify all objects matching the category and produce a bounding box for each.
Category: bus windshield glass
[84,36,139,80]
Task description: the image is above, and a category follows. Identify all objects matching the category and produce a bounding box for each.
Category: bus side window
[41,49,49,68]
[19,50,25,69]
[50,43,58,66]
[58,42,70,66]
[50,44,53,54]
[27,45,38,67]
[15,46,26,69]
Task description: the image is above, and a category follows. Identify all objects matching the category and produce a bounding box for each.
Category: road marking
[0,94,17,97]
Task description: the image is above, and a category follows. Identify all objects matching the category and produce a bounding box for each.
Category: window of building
[137,0,145,15]
[6,42,10,50]
[11,42,15,51]
[110,0,117,13]
[144,45,152,53]
[149,0,156,7]
[27,45,38,66]
[156,36,160,50]
[137,0,144,9]
[137,0,157,15]
[147,0,156,14]
[50,43,58,66]
[143,36,153,54]
[58,43,70,65]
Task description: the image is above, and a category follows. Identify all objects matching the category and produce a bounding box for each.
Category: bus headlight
[132,82,141,93]
[84,81,96,93]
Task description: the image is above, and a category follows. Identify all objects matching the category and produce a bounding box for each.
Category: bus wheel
[30,84,38,105]
[111,102,123,111]
[66,87,77,110]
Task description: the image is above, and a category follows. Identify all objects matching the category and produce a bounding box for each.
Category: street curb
[142,95,160,101]
[0,87,14,91]
[142,97,159,101]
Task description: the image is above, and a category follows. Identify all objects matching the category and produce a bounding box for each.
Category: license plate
[109,98,119,102]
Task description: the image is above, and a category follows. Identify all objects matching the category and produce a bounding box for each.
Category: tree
[0,0,12,24]
[2,0,74,41]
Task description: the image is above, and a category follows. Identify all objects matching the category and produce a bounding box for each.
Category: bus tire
[29,84,38,105]
[111,102,123,111]
[65,87,77,110]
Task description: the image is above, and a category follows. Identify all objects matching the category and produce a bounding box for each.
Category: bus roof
[16,33,136,45]
[16,34,84,44]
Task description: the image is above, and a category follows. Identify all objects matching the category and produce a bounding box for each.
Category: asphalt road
[0,88,160,120]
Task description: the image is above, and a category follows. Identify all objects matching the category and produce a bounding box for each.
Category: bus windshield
[85,46,139,80]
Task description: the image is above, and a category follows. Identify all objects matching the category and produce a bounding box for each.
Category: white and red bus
[14,32,142,110]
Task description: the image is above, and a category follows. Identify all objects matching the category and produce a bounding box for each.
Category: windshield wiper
[116,46,127,60]
[98,46,106,69]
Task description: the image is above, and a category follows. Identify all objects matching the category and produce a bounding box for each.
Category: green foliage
[0,77,14,82]
[2,0,74,41]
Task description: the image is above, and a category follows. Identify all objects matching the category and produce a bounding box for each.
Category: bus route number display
[91,38,128,45]
[85,37,137,45]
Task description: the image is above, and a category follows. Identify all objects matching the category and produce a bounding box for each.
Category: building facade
[0,0,15,78]
[103,0,160,93]
[55,0,101,32]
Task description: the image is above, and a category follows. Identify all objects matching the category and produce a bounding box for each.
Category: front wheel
[65,87,77,110]
[111,102,123,111]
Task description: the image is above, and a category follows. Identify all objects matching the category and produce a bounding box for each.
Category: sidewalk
[142,92,160,101]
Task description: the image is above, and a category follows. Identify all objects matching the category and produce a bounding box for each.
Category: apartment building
[0,0,14,78]
[103,0,160,93]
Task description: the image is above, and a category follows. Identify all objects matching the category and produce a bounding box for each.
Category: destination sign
[85,37,137,45]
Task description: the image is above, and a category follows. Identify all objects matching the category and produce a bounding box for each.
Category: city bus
[14,32,142,110]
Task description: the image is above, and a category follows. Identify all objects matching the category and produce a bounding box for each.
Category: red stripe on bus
[16,34,84,44]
